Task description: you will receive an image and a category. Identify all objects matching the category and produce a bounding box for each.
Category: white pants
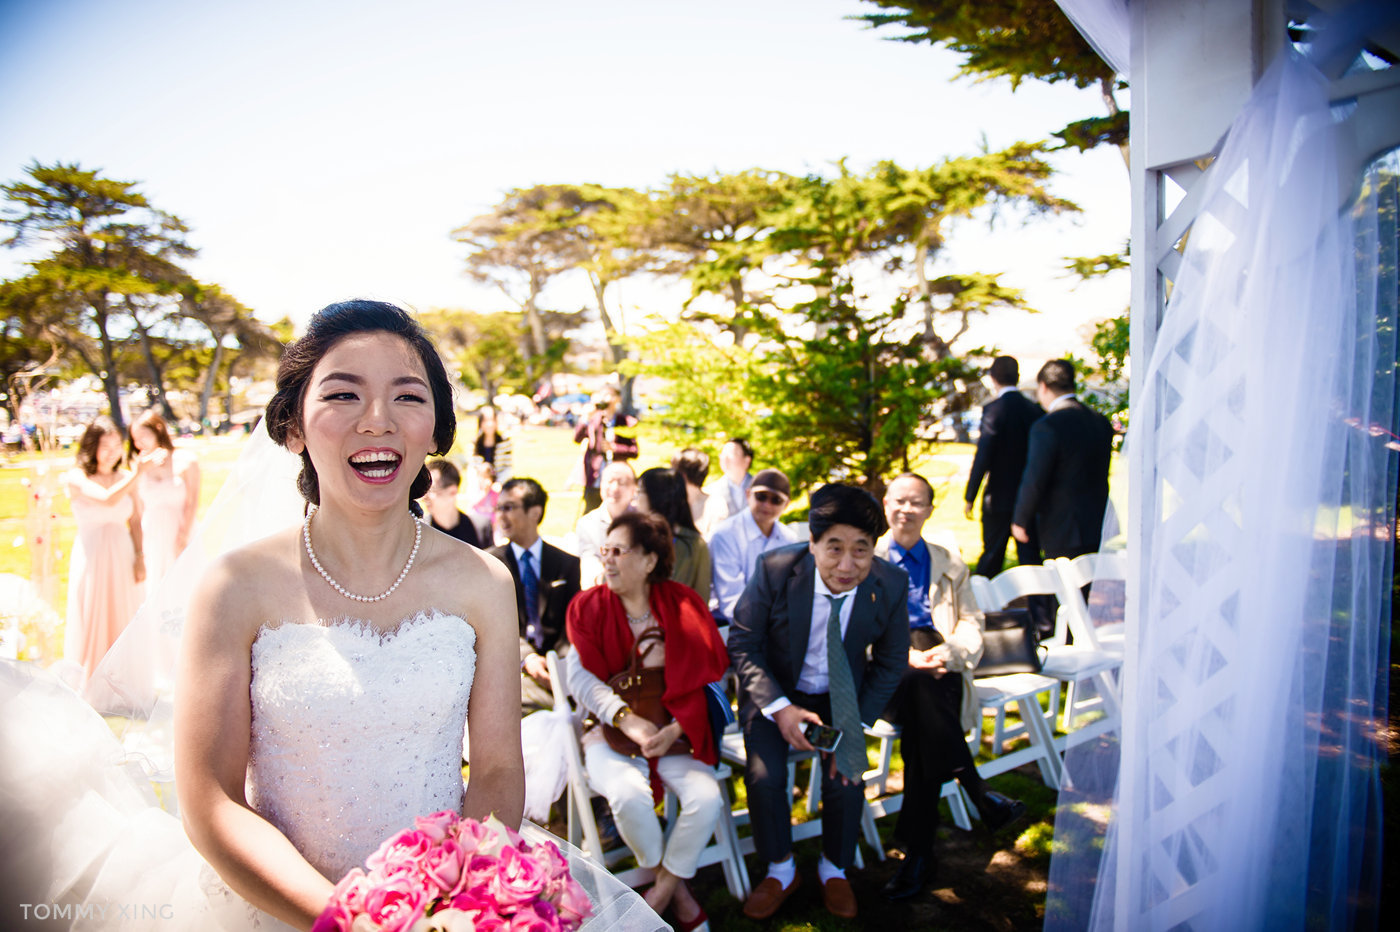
[582,742,722,879]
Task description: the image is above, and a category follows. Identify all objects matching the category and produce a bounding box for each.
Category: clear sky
[1,0,1129,362]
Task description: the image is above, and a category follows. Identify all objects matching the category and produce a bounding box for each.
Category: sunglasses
[599,545,636,559]
[753,491,787,506]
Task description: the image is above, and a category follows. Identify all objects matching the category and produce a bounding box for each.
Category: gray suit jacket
[728,542,911,727]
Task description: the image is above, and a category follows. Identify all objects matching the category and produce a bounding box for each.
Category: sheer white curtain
[1046,3,1395,929]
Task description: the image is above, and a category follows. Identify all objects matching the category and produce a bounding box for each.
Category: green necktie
[825,594,865,781]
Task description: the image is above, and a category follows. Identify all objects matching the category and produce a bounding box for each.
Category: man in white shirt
[488,478,582,712]
[699,437,754,536]
[575,461,637,587]
[728,484,910,921]
[708,468,796,623]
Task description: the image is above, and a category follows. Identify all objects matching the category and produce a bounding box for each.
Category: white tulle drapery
[1045,16,1395,932]
[84,420,305,790]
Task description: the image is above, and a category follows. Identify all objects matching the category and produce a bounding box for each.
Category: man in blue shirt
[877,473,1026,900]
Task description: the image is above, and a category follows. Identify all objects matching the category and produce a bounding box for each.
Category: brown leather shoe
[822,875,858,919]
[742,872,802,920]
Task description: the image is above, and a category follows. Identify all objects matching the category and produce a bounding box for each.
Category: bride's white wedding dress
[248,612,474,885]
[0,610,661,930]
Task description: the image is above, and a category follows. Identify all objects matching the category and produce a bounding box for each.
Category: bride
[1,300,661,931]
[176,300,526,928]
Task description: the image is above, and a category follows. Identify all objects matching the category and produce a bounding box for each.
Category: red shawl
[567,580,729,767]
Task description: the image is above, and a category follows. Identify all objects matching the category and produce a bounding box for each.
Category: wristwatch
[612,705,632,727]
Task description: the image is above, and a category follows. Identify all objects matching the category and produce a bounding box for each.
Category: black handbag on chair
[975,609,1044,676]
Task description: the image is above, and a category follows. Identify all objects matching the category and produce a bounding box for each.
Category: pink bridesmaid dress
[139,454,189,585]
[64,490,144,679]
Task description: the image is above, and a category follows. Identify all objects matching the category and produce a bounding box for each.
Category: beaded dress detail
[247,612,475,883]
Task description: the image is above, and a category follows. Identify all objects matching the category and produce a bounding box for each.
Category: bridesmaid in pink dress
[63,417,147,679]
[128,410,201,585]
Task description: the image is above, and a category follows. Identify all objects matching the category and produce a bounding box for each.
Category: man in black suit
[1012,359,1115,560]
[964,355,1044,577]
[488,477,582,712]
[728,484,910,922]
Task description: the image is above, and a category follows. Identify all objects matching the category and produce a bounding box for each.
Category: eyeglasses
[494,502,522,514]
[753,491,787,506]
[598,545,636,559]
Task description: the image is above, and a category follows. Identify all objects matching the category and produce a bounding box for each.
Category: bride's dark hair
[264,300,457,511]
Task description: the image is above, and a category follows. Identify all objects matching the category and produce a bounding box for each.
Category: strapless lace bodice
[247,612,475,882]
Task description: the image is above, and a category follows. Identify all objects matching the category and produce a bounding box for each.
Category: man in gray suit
[728,484,911,922]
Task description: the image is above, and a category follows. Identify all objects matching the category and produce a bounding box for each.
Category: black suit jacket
[1011,399,1114,559]
[489,542,582,657]
[965,389,1043,512]
[728,543,911,728]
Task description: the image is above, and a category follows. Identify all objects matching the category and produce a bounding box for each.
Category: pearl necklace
[302,506,422,603]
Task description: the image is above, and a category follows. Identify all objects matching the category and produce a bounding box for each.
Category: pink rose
[489,845,548,909]
[330,868,374,915]
[549,876,592,928]
[456,818,494,855]
[447,888,496,916]
[311,899,354,932]
[414,810,461,844]
[458,854,500,896]
[471,915,509,932]
[367,829,435,877]
[421,839,466,896]
[510,901,562,932]
[360,874,429,932]
[529,840,570,883]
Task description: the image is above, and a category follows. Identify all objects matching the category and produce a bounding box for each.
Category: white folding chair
[855,719,972,859]
[544,651,751,899]
[1047,554,1127,744]
[968,565,1068,788]
[1053,552,1128,653]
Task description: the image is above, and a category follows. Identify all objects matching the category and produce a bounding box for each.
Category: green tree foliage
[619,149,1070,491]
[855,0,1127,160]
[1,161,196,429]
[418,308,530,400]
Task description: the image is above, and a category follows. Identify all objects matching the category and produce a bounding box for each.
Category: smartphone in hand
[803,722,843,752]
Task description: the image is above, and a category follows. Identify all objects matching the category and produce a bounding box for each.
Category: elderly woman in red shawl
[565,511,729,932]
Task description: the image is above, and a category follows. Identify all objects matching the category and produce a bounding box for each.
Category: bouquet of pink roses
[312,812,593,932]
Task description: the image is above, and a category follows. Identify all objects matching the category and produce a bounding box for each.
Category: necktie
[825,594,865,781]
[521,549,542,649]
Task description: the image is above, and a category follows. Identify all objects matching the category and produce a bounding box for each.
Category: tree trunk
[134,321,175,421]
[1102,77,1130,170]
[91,302,125,432]
[199,331,226,423]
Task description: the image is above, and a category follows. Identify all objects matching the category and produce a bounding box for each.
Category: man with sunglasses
[489,477,582,712]
[709,468,796,625]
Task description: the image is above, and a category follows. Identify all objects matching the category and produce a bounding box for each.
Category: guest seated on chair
[727,484,910,921]
[636,466,712,602]
[488,477,582,713]
[877,472,1026,901]
[565,511,730,931]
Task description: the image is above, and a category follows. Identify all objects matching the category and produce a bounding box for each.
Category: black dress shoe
[979,791,1028,832]
[883,853,936,900]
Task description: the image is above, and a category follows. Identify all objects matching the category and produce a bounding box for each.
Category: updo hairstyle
[264,300,456,510]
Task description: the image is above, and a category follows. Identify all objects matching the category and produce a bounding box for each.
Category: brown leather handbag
[601,625,692,757]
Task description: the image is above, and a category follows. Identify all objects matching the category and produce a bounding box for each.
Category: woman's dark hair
[264,300,456,511]
[127,409,175,461]
[639,467,697,533]
[608,511,675,584]
[76,416,123,476]
[670,447,710,488]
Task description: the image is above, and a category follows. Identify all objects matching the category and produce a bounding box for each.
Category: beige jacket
[876,534,986,731]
